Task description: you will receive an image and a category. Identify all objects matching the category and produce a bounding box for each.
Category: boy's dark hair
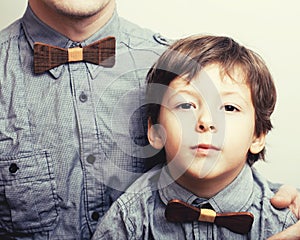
[146,35,277,164]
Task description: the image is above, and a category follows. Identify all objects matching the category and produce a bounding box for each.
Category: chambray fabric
[92,164,297,240]
[0,5,165,239]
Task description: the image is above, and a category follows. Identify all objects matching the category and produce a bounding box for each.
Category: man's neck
[28,0,115,42]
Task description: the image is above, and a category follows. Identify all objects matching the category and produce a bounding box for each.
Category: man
[0,0,299,239]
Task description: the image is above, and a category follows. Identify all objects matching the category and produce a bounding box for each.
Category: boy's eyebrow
[166,89,200,103]
[220,90,250,105]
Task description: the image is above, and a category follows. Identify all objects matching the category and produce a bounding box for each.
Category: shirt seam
[117,196,139,239]
[0,33,21,46]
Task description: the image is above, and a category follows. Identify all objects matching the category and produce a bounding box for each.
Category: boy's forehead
[165,74,217,102]
[164,64,251,103]
[169,64,247,88]
[168,76,190,89]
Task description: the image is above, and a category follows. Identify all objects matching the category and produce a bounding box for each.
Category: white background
[1,0,300,187]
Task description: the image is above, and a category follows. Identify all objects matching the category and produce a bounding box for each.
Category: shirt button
[79,92,88,102]
[9,163,19,173]
[91,211,99,221]
[86,155,96,164]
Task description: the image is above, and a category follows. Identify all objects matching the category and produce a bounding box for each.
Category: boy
[92,35,296,239]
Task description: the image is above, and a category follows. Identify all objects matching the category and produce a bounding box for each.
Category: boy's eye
[176,103,196,110]
[224,105,239,112]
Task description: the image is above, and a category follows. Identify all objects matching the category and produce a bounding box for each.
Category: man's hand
[267,221,300,240]
[271,185,300,218]
[268,185,300,240]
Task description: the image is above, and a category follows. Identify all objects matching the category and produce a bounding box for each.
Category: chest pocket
[0,150,59,234]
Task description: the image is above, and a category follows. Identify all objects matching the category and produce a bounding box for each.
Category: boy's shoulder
[93,166,164,239]
[116,165,162,211]
[251,168,297,234]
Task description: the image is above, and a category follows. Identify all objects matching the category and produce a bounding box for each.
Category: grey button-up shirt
[0,5,165,239]
[92,164,297,240]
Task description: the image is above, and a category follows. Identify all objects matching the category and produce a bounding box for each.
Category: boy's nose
[197,121,217,133]
[195,104,219,133]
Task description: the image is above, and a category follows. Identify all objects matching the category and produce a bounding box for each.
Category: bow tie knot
[33,36,116,74]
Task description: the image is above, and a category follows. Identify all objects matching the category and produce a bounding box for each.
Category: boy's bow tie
[33,36,115,74]
[165,199,254,234]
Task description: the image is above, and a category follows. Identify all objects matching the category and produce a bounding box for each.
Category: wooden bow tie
[33,36,116,74]
[165,199,254,234]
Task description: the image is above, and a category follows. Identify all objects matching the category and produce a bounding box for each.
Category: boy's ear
[147,120,165,150]
[250,133,266,154]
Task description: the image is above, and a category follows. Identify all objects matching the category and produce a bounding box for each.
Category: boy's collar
[158,164,254,213]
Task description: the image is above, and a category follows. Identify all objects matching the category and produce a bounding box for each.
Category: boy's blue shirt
[93,164,297,240]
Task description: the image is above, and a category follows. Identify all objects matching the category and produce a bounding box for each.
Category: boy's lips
[191,143,221,157]
[191,143,221,153]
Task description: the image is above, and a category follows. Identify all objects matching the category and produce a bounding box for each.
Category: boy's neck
[170,165,245,199]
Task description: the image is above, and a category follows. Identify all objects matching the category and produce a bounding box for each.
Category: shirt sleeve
[91,200,133,240]
[283,210,298,230]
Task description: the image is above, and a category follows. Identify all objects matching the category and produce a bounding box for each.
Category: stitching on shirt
[118,18,157,45]
[117,196,137,238]
[121,41,160,62]
[121,30,155,45]
[0,33,21,47]
[0,20,24,46]
[118,20,166,51]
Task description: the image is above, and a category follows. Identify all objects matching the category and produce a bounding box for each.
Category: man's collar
[159,164,254,213]
[21,5,119,78]
[21,5,69,49]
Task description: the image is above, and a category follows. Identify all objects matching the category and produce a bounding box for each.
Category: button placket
[69,62,104,228]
